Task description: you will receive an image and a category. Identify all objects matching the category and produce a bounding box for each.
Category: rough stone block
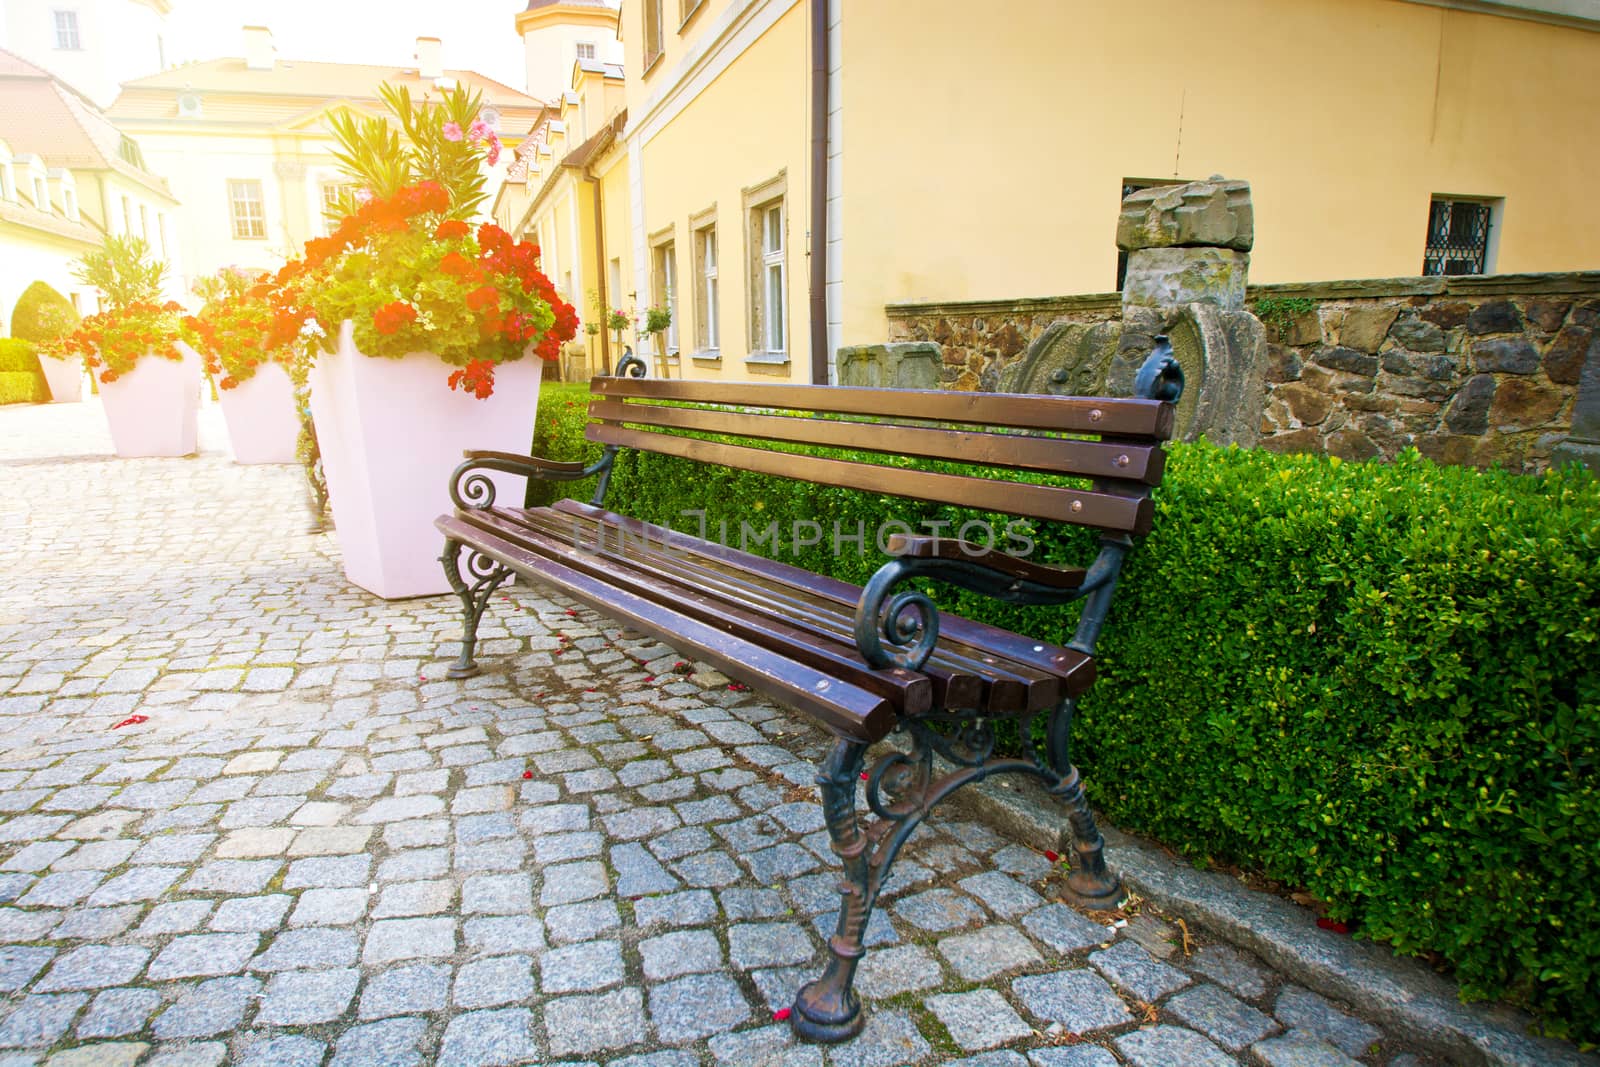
[1117,178,1253,252]
[1122,248,1249,311]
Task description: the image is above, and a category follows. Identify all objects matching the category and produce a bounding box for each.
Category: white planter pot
[39,353,83,403]
[98,346,202,458]
[206,350,300,464]
[309,320,545,600]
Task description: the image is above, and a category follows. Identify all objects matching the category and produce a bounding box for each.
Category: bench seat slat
[591,376,1174,438]
[508,506,1055,713]
[457,508,936,716]
[551,499,1096,699]
[586,423,1153,535]
[586,399,1165,485]
[438,515,897,742]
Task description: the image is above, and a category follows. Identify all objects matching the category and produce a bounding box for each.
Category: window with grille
[644,0,664,68]
[228,179,266,239]
[54,10,80,50]
[653,240,679,354]
[576,42,596,60]
[1423,198,1496,276]
[694,222,718,352]
[321,181,357,234]
[756,202,786,354]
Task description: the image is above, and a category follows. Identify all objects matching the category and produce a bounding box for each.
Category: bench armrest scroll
[450,449,617,510]
[887,536,1085,592]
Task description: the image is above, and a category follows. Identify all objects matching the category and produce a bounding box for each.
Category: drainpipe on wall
[808,0,829,385]
[584,173,610,375]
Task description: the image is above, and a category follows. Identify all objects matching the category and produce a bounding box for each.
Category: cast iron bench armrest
[887,535,1086,591]
[449,448,618,510]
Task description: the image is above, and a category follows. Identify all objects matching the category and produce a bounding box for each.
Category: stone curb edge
[944,772,1597,1067]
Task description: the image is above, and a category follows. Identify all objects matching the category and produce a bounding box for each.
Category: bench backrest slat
[588,422,1155,535]
[591,377,1173,438]
[587,399,1165,485]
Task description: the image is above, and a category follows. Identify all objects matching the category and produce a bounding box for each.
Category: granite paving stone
[827,1009,930,1067]
[438,1007,540,1067]
[1088,939,1191,1002]
[639,928,722,980]
[0,947,55,993]
[454,953,537,1006]
[237,1035,329,1067]
[927,989,1033,1051]
[75,988,162,1038]
[1115,1025,1236,1067]
[146,934,259,980]
[0,993,87,1048]
[938,925,1043,981]
[359,963,451,1019]
[1272,989,1383,1058]
[1012,969,1132,1033]
[648,973,751,1042]
[256,967,361,1025]
[1167,983,1281,1050]
[32,945,149,992]
[544,988,646,1056]
[151,977,261,1039]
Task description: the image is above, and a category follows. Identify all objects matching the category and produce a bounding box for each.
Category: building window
[34,177,49,211]
[757,203,786,354]
[121,195,132,234]
[643,0,664,68]
[63,188,77,221]
[693,220,718,352]
[652,238,679,355]
[1423,197,1497,276]
[320,181,356,234]
[680,0,705,27]
[53,10,80,50]
[157,212,167,256]
[139,204,149,241]
[228,179,266,239]
[743,173,787,358]
[575,42,596,61]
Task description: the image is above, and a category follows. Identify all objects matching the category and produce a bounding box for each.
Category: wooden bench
[435,345,1184,1042]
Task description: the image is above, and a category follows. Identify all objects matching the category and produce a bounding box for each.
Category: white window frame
[575,41,596,60]
[228,179,266,240]
[121,195,132,235]
[759,202,785,355]
[53,10,80,50]
[33,177,49,212]
[139,203,149,241]
[650,229,679,356]
[691,211,719,354]
[742,171,788,360]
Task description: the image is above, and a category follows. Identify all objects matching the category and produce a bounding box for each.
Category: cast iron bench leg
[1046,695,1122,907]
[792,738,872,1043]
[439,539,513,680]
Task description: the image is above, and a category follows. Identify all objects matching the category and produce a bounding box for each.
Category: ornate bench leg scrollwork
[440,540,513,680]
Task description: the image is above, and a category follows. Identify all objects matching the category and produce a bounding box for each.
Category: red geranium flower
[435,219,470,240]
[372,300,418,335]
[464,285,500,312]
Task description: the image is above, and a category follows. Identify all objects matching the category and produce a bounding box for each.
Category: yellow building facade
[529,0,1600,384]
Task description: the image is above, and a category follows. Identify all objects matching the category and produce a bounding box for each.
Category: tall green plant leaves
[326,82,487,219]
[72,235,167,310]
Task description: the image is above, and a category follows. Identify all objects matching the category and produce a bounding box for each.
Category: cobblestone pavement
[0,399,1450,1066]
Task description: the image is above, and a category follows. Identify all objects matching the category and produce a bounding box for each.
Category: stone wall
[885,272,1600,474]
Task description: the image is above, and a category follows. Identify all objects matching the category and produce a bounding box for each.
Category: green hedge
[530,381,1600,1037]
[0,338,49,405]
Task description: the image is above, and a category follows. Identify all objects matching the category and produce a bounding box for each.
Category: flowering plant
[181,268,297,389]
[280,82,575,397]
[48,236,184,383]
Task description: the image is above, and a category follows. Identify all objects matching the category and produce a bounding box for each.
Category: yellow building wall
[839,0,1600,345]
[630,1,809,380]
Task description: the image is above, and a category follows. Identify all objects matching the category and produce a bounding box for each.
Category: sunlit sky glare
[163,1,530,93]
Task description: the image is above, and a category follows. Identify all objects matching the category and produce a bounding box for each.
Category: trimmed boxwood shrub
[10,281,79,345]
[528,382,1600,1039]
[0,338,49,405]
